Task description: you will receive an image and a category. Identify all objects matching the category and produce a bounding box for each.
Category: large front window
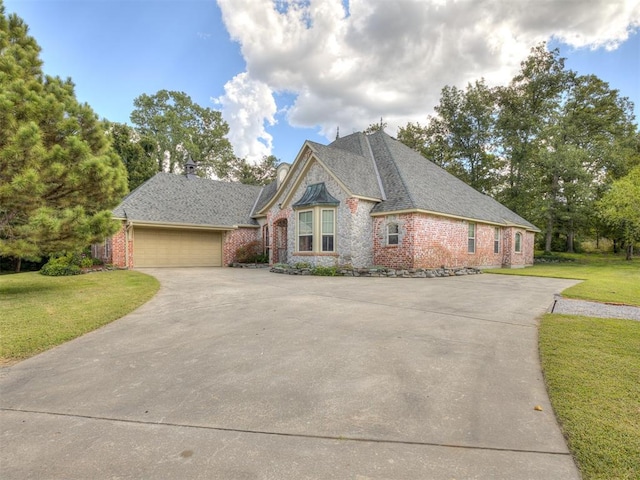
[298,211,313,252]
[295,207,337,253]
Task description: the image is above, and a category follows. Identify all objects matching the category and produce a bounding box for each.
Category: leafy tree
[108,122,157,191]
[495,44,571,223]
[398,80,501,194]
[597,166,640,260]
[364,118,388,134]
[130,90,235,178]
[0,6,128,268]
[399,43,638,252]
[222,155,278,186]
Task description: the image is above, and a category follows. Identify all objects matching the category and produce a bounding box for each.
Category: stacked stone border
[269,264,482,278]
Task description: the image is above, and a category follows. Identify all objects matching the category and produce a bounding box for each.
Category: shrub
[40,255,81,276]
[312,265,338,276]
[40,250,100,276]
[234,240,268,263]
[294,262,311,269]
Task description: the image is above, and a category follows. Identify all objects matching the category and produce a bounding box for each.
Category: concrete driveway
[0,269,581,479]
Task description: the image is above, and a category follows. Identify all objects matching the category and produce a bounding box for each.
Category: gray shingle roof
[307,141,383,199]
[115,132,537,231]
[366,131,538,229]
[113,173,262,227]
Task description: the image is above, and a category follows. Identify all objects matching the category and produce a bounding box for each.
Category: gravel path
[551,296,640,321]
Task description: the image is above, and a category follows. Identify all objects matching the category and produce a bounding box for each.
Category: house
[104,130,538,269]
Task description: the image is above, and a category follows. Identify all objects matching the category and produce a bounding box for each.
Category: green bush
[40,250,99,276]
[294,262,311,269]
[40,255,81,276]
[312,265,338,276]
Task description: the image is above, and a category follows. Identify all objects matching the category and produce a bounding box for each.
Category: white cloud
[214,72,277,162]
[217,0,640,150]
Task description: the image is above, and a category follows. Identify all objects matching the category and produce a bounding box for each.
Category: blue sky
[4,0,639,165]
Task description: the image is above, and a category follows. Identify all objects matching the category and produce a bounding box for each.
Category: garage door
[134,227,222,267]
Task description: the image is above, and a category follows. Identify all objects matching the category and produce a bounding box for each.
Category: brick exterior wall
[222,227,261,266]
[374,213,532,269]
[110,223,129,268]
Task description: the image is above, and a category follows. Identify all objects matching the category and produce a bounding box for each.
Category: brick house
[104,131,538,269]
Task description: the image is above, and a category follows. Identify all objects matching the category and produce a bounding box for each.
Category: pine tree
[0,5,128,265]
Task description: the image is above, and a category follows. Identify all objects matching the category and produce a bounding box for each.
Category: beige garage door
[134,227,222,267]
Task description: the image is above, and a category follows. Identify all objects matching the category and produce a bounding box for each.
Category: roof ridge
[249,185,264,217]
[363,133,386,201]
[374,131,416,208]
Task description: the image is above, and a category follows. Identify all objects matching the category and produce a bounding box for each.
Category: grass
[0,270,160,364]
[488,252,640,479]
[539,315,640,480]
[486,252,640,306]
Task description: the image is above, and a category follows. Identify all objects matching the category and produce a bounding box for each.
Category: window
[515,232,522,253]
[494,227,500,254]
[387,223,399,245]
[321,210,335,252]
[295,207,337,253]
[264,225,270,256]
[298,211,313,252]
[468,223,476,253]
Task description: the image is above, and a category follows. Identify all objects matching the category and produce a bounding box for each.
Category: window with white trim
[298,210,313,252]
[494,227,500,254]
[468,223,476,253]
[295,207,337,253]
[515,232,522,253]
[387,223,399,245]
[321,209,335,252]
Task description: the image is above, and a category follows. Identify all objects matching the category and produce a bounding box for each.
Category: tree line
[396,44,640,256]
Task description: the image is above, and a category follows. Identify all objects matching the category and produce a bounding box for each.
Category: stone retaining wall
[270,265,482,278]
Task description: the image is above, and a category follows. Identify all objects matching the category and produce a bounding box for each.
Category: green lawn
[487,253,640,306]
[489,253,640,480]
[540,315,640,480]
[0,270,159,364]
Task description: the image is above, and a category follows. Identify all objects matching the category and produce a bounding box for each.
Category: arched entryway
[273,219,288,264]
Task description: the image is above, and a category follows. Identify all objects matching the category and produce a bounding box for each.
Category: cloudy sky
[5,0,639,165]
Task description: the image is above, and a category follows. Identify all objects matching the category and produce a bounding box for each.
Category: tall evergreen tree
[0,5,128,263]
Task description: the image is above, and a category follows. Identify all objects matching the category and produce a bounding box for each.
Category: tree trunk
[545,217,553,253]
[626,243,633,261]
[567,230,575,253]
[15,257,22,273]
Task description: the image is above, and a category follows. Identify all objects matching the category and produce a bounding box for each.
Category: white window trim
[494,227,500,254]
[295,206,337,254]
[515,232,522,254]
[387,222,399,246]
[468,223,476,254]
[320,208,336,253]
[297,209,314,252]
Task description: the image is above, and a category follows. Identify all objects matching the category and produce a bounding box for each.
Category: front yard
[490,253,640,480]
[0,271,159,364]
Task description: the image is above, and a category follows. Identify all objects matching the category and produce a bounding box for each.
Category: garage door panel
[134,227,222,267]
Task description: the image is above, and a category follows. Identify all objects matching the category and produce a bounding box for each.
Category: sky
[4,0,640,165]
